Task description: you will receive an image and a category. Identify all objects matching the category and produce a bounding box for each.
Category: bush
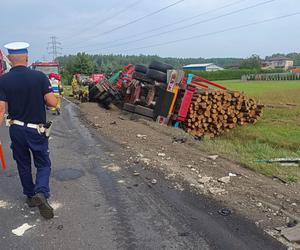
[184,68,286,81]
[184,69,258,81]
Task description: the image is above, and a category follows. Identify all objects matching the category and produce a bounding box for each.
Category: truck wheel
[147,69,167,83]
[149,61,173,73]
[89,86,99,102]
[135,64,148,74]
[132,72,154,84]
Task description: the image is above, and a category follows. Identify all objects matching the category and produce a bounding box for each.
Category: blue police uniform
[0,65,53,199]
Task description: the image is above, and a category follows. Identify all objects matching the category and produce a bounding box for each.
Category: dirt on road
[78,101,300,246]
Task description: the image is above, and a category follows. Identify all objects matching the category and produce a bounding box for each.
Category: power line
[89,12,300,54]
[63,0,144,42]
[47,36,62,61]
[69,0,247,50]
[66,0,186,47]
[82,0,276,52]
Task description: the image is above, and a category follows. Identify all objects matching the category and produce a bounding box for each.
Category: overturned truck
[86,60,264,138]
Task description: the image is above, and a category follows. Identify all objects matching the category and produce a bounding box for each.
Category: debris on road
[208,155,219,161]
[218,176,231,184]
[136,134,147,140]
[258,158,300,166]
[209,187,227,195]
[172,137,187,144]
[218,208,232,216]
[151,179,157,185]
[0,200,9,208]
[103,163,121,172]
[197,176,212,184]
[281,224,300,243]
[12,223,36,236]
[272,175,287,184]
[178,232,190,237]
[133,171,140,176]
[158,153,166,157]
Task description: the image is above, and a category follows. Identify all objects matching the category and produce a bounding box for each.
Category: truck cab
[31,61,60,77]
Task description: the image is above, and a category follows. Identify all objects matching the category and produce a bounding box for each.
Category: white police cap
[4,42,30,54]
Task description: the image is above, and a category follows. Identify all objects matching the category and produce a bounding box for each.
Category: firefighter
[71,74,80,99]
[49,73,63,115]
[0,42,58,219]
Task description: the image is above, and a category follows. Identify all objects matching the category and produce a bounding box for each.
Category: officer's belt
[8,120,41,130]
[6,119,52,137]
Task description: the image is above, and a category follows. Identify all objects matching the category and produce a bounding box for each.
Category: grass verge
[197,80,300,182]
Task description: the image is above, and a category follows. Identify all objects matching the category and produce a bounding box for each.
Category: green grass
[198,80,300,182]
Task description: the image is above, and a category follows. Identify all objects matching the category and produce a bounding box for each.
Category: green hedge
[184,69,286,81]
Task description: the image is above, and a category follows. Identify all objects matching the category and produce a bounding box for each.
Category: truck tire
[134,105,154,118]
[147,69,167,83]
[88,85,100,102]
[135,64,148,74]
[149,61,173,73]
[132,71,154,84]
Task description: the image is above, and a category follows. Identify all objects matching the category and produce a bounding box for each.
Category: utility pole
[47,36,62,61]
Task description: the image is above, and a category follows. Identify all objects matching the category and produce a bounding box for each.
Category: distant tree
[239,54,261,70]
[72,53,97,75]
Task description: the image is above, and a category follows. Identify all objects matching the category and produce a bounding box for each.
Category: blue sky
[1,0,299,61]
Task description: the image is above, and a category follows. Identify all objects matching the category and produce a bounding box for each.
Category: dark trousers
[9,125,51,198]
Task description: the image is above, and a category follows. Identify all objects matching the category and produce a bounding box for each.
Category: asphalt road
[0,100,285,250]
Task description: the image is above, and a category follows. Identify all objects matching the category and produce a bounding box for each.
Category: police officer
[0,42,58,219]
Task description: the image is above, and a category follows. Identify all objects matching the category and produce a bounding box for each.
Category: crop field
[199,80,300,182]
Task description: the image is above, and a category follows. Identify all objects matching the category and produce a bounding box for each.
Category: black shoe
[26,197,36,208]
[31,193,54,219]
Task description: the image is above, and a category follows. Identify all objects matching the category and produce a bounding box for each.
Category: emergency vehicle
[31,61,60,76]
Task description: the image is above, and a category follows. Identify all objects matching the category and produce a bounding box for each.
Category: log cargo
[183,89,264,138]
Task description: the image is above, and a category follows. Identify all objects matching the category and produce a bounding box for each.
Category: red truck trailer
[0,50,11,76]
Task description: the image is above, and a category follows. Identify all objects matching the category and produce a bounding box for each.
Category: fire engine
[31,61,60,76]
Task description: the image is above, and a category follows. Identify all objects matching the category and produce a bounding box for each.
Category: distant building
[262,56,294,70]
[183,63,224,72]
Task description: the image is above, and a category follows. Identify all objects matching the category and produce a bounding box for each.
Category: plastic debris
[208,155,219,160]
[136,134,147,140]
[12,223,35,236]
[151,179,157,184]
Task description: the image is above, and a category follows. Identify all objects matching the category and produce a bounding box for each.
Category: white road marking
[12,223,35,236]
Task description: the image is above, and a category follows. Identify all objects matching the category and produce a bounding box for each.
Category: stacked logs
[183,89,264,138]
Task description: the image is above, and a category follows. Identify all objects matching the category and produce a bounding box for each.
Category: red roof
[292,68,300,73]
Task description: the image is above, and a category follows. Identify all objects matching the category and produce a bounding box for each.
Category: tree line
[57,52,300,84]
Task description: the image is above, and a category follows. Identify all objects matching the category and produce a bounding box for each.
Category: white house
[183,63,224,72]
[262,56,294,70]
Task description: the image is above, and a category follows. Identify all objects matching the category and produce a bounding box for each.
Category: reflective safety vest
[50,79,60,96]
